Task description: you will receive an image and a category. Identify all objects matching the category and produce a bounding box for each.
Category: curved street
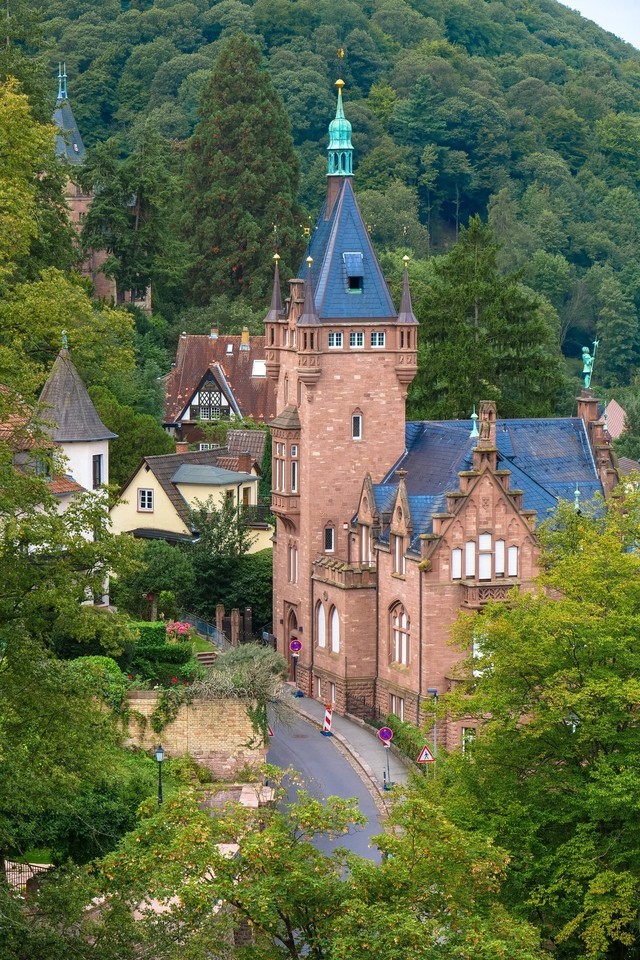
[267,709,384,862]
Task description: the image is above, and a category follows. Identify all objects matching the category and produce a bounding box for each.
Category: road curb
[286,699,396,810]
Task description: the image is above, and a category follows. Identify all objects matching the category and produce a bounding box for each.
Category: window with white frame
[330,681,336,703]
[324,525,335,552]
[328,332,343,348]
[291,460,298,493]
[458,538,519,580]
[393,534,405,575]
[371,331,385,348]
[198,386,222,420]
[349,331,364,348]
[390,694,404,721]
[92,454,103,489]
[330,607,340,653]
[462,727,476,753]
[317,676,322,698]
[138,488,154,512]
[352,413,362,440]
[316,602,326,648]
[390,604,410,665]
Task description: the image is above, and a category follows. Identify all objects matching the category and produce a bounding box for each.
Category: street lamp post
[427,688,438,774]
[155,744,165,805]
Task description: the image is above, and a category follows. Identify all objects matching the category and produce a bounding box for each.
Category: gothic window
[478,533,492,581]
[508,545,519,576]
[465,540,476,577]
[288,545,298,583]
[390,604,410,665]
[324,525,335,552]
[198,386,222,421]
[461,538,519,580]
[352,412,362,440]
[371,331,385,348]
[316,602,326,648]
[495,539,505,576]
[330,606,340,653]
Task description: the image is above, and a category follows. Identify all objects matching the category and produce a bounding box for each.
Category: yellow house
[110,450,272,552]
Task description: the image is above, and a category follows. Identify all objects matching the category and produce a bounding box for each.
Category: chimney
[175,441,189,454]
[210,326,218,339]
[238,452,252,473]
[240,326,250,350]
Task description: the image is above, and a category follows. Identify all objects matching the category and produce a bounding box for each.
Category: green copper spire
[327,79,353,177]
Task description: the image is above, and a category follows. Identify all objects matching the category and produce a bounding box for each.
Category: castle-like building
[267,81,617,745]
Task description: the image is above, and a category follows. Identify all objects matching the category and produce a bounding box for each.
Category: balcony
[460,580,517,609]
[271,492,300,517]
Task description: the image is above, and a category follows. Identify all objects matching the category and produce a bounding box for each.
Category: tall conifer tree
[184,33,302,306]
[409,216,564,420]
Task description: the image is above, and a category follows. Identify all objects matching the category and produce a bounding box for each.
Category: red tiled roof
[48,475,85,495]
[599,399,627,440]
[163,335,276,426]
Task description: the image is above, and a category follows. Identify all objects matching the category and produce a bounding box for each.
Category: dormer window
[343,252,364,293]
[226,343,233,355]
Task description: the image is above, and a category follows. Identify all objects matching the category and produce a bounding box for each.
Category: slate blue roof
[370,418,603,550]
[300,179,397,321]
[53,98,86,165]
[171,464,255,486]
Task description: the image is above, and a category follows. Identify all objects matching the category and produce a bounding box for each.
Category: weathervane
[337,47,344,79]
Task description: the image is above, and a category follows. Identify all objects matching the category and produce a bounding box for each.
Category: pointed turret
[38,349,116,442]
[52,64,86,166]
[298,257,320,326]
[265,254,284,321]
[327,79,353,178]
[397,255,418,325]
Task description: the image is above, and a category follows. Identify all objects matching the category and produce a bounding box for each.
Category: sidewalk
[284,689,411,800]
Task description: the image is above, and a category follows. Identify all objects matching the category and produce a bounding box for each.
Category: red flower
[127,675,133,680]
[185,681,190,686]
[171,677,177,683]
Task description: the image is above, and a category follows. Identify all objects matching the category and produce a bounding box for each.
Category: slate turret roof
[53,98,86,166]
[372,417,603,550]
[37,349,116,442]
[301,178,398,321]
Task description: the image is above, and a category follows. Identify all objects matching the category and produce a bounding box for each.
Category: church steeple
[327,79,353,177]
[265,253,284,321]
[57,62,68,102]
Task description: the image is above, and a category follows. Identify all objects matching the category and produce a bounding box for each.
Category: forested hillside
[7,0,640,409]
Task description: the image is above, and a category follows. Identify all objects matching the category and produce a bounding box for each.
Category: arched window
[316,602,326,648]
[324,525,335,553]
[330,606,340,653]
[390,604,410,665]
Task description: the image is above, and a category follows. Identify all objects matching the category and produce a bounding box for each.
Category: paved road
[267,710,383,862]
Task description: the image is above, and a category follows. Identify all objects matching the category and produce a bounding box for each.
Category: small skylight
[252,359,266,378]
[226,343,233,355]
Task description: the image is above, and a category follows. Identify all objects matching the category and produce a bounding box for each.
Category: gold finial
[335,78,345,89]
[273,253,280,262]
[306,256,313,267]
[403,255,410,264]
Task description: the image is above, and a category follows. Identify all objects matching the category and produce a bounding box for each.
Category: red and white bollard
[322,702,333,737]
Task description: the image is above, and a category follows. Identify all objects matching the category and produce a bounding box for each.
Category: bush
[384,713,429,763]
[68,655,129,710]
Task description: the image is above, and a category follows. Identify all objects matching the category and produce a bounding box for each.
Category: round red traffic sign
[378,726,394,743]
[289,639,302,653]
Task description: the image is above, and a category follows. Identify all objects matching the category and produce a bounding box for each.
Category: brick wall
[125,692,266,779]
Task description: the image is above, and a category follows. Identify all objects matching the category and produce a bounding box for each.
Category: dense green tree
[113,539,195,620]
[89,387,175,488]
[184,33,303,306]
[408,216,564,419]
[438,487,640,959]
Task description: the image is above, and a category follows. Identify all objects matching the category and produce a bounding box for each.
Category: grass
[192,634,216,654]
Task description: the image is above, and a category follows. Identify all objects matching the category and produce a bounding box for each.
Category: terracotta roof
[37,350,117,442]
[226,429,267,461]
[164,335,277,426]
[617,456,640,476]
[270,405,301,430]
[599,399,627,439]
[48,475,85,495]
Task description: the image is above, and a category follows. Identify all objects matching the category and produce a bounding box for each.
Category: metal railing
[182,613,232,650]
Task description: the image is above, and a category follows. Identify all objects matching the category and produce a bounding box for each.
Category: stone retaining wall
[125,692,266,779]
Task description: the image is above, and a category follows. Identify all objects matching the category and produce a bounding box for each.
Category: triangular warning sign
[416,745,435,763]
[268,724,274,738]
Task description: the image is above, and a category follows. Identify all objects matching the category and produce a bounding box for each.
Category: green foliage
[112,540,195,620]
[437,487,640,958]
[89,386,175,488]
[149,684,194,734]
[68,655,129,710]
[408,216,565,419]
[184,33,303,307]
[383,713,426,763]
[186,548,273,628]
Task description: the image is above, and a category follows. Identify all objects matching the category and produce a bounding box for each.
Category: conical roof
[298,258,320,326]
[265,255,284,322]
[397,257,418,325]
[37,350,117,442]
[52,66,85,166]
